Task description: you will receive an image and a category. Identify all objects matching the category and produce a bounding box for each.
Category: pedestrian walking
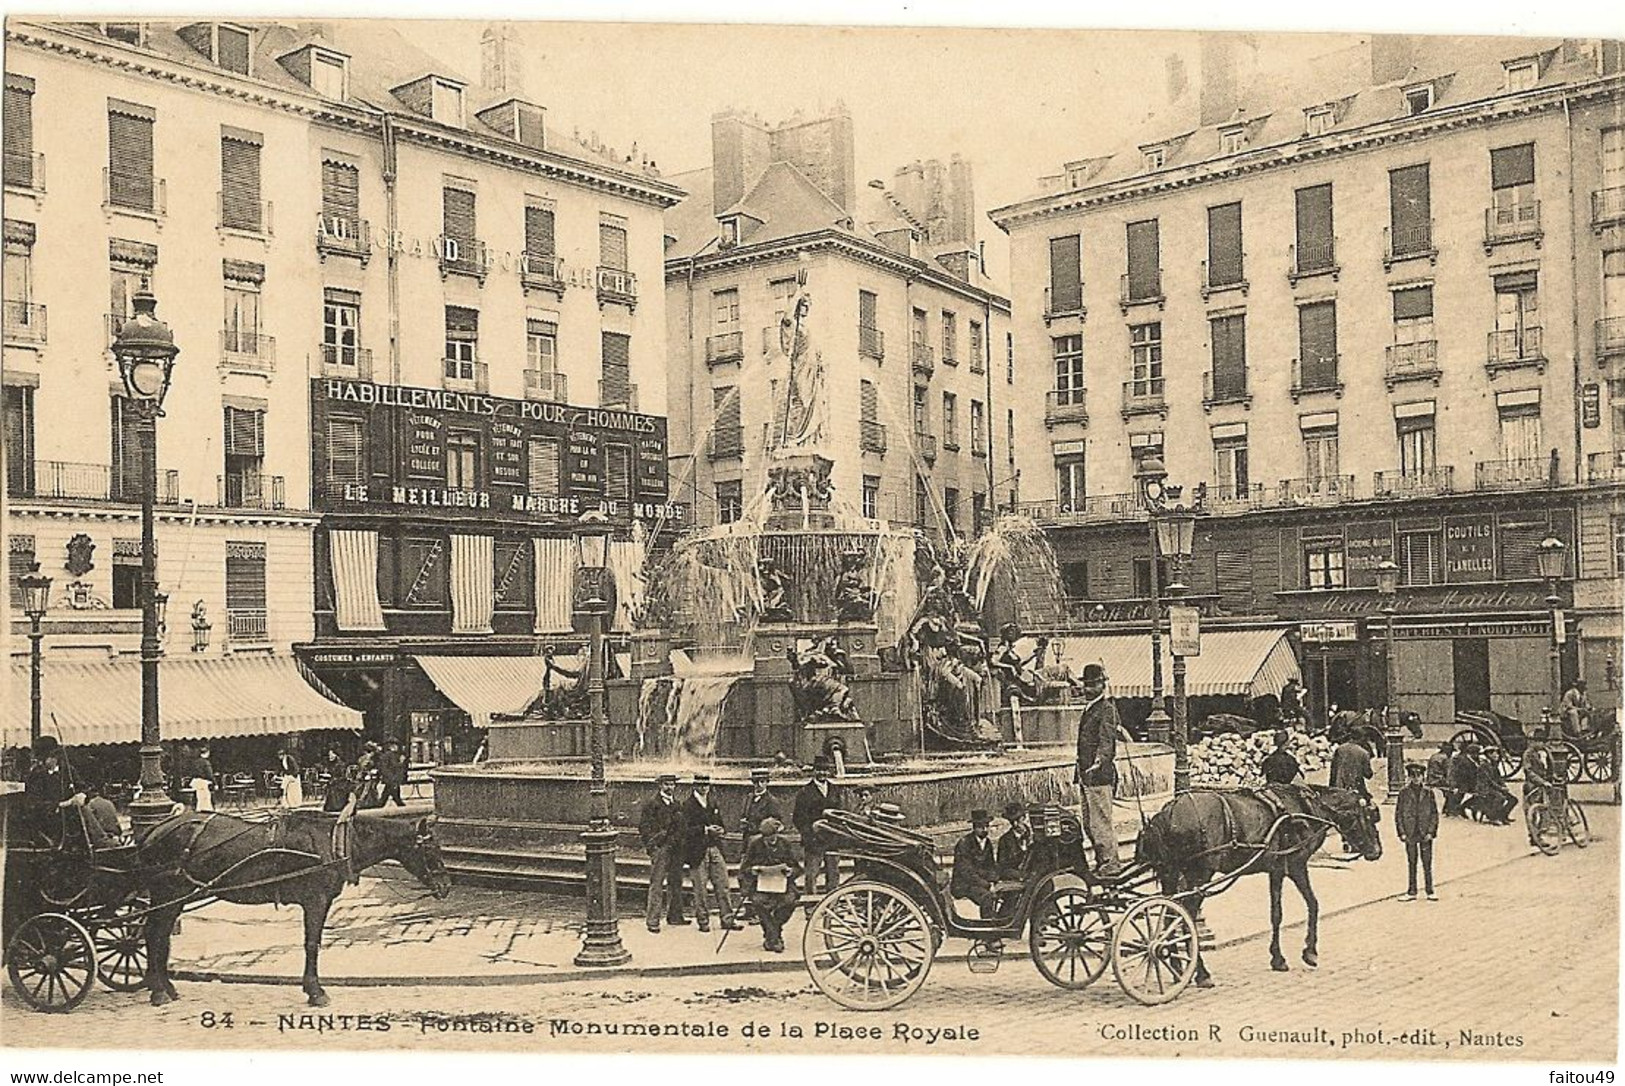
[681,773,737,933]
[740,817,802,953]
[378,741,407,808]
[277,747,304,808]
[191,744,217,812]
[638,773,687,932]
[792,756,841,895]
[1329,732,1374,800]
[1074,663,1121,876]
[1395,762,1439,901]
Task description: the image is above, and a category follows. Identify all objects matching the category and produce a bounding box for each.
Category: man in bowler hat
[793,755,841,896]
[952,809,1000,918]
[1075,663,1122,876]
[639,773,687,931]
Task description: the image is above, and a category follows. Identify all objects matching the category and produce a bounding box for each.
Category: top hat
[970,808,992,827]
[750,767,771,780]
[812,756,834,773]
[1081,663,1108,684]
[657,773,677,785]
[692,773,711,785]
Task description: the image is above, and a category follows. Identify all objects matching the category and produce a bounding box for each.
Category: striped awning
[330,529,385,631]
[1056,628,1301,701]
[3,655,363,748]
[413,654,556,730]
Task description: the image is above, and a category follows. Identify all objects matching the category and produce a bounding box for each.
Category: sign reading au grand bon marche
[312,379,684,526]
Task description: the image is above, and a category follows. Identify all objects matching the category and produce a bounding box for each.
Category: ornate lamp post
[572,509,630,966]
[1536,536,1570,796]
[112,282,178,834]
[19,563,52,745]
[1156,507,1196,794]
[1375,559,1404,802]
[1136,454,1171,745]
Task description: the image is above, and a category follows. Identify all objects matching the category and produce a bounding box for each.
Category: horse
[135,809,452,1007]
[1133,785,1382,986]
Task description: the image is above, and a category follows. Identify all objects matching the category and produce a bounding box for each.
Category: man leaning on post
[1075,663,1122,877]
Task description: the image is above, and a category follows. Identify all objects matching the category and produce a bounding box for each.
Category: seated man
[740,817,803,954]
[950,809,1000,919]
[994,802,1034,879]
[79,776,127,849]
[1468,749,1516,826]
[1260,730,1303,787]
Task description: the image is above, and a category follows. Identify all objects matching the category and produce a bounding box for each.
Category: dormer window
[431,79,464,126]
[720,217,741,248]
[1220,126,1247,154]
[179,23,252,74]
[474,99,546,150]
[102,23,143,46]
[311,51,347,100]
[1504,58,1539,91]
[1304,105,1335,137]
[1142,147,1166,171]
[1403,83,1434,116]
[1065,165,1087,189]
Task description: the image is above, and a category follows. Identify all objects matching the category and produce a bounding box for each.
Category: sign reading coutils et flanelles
[1444,514,1496,583]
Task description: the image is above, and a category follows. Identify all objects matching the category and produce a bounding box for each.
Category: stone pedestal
[630,630,672,680]
[831,623,880,676]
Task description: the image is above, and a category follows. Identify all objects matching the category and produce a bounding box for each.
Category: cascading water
[666,674,742,760]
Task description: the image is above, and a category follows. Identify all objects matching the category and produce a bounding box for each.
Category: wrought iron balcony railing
[524,369,568,403]
[316,215,371,263]
[1486,327,1544,373]
[1587,451,1625,484]
[217,473,286,510]
[911,341,936,377]
[1484,200,1541,247]
[1015,492,1147,525]
[598,380,638,412]
[1290,356,1343,399]
[221,329,275,372]
[1044,388,1088,427]
[1202,369,1249,408]
[227,608,269,643]
[1373,466,1454,499]
[10,460,180,504]
[1288,240,1338,282]
[913,431,937,463]
[1043,285,1085,321]
[1202,482,1267,513]
[1593,187,1625,229]
[1385,340,1440,387]
[218,192,273,235]
[1201,258,1247,297]
[1475,456,1557,491]
[1276,474,1356,506]
[320,344,372,380]
[1119,271,1164,308]
[706,330,744,365]
[103,168,166,217]
[443,360,489,393]
[707,426,744,461]
[519,252,563,292]
[3,301,46,345]
[438,236,490,281]
[1596,317,1625,361]
[596,266,638,307]
[860,420,887,454]
[1384,220,1436,267]
[1120,377,1166,417]
[3,151,44,193]
[859,323,885,360]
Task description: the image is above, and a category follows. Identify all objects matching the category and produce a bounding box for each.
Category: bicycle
[1523,784,1590,856]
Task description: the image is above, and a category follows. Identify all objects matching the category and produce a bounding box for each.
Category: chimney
[767,105,856,213]
[480,22,524,95]
[1370,34,1419,85]
[947,154,975,247]
[1198,32,1260,126]
[711,110,770,215]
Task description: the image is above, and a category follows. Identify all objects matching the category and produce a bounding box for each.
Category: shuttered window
[524,205,555,256]
[1126,219,1160,299]
[1399,531,1440,586]
[224,406,264,456]
[493,539,534,611]
[225,543,268,612]
[326,416,366,489]
[110,396,144,500]
[714,386,741,430]
[527,437,560,496]
[859,289,877,329]
[601,332,631,406]
[1048,234,1082,313]
[605,443,632,502]
[1210,314,1247,399]
[1388,164,1432,254]
[1498,513,1553,580]
[3,77,35,189]
[220,135,262,230]
[1207,202,1243,286]
[321,159,360,226]
[1216,549,1253,603]
[107,103,155,212]
[4,386,34,497]
[1294,184,1334,270]
[1298,302,1338,387]
[599,221,628,270]
[1490,144,1536,190]
[860,379,878,424]
[1393,285,1434,321]
[443,186,476,243]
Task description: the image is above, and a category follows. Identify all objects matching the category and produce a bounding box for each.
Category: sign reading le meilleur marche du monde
[312,378,683,526]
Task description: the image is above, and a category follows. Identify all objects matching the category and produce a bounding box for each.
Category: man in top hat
[1075,663,1122,876]
[741,817,802,953]
[952,809,1000,918]
[681,773,736,933]
[1450,741,1483,821]
[23,736,83,843]
[1394,761,1439,901]
[793,756,841,896]
[995,802,1034,879]
[639,773,688,932]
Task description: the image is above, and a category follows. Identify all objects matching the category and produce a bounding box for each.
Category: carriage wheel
[802,880,934,1011]
[1563,744,1586,784]
[93,904,149,992]
[1029,887,1111,990]
[6,913,97,1013]
[1525,803,1562,856]
[1583,746,1615,784]
[1496,747,1522,781]
[1565,801,1591,849]
[1110,897,1200,1006]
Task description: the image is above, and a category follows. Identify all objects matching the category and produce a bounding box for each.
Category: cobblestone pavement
[4,814,1615,1063]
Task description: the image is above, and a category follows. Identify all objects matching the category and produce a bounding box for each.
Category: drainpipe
[382,113,402,385]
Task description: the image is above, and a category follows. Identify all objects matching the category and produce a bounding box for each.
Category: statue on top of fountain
[770,269,824,453]
[756,555,795,624]
[788,636,860,725]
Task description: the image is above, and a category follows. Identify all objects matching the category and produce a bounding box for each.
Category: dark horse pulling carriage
[4,808,451,1012]
[802,786,1382,1009]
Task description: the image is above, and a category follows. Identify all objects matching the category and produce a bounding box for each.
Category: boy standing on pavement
[1395,762,1439,901]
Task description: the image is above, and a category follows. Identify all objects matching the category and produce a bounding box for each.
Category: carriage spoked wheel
[93,902,149,992]
[802,880,934,1011]
[1029,887,1112,990]
[1110,897,1200,1006]
[1495,746,1522,782]
[1582,746,1615,784]
[1525,803,1563,856]
[6,913,98,1013]
[1562,744,1586,784]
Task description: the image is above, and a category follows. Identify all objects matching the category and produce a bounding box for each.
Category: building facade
[991,35,1625,724]
[1,19,682,760]
[664,109,1013,539]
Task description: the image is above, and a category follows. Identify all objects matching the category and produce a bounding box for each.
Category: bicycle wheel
[1525,803,1561,856]
[1565,800,1590,848]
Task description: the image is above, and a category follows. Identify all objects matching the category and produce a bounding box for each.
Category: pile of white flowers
[1188,729,1334,788]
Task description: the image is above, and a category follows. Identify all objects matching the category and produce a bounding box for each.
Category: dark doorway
[1306,651,1361,726]
[1453,638,1491,714]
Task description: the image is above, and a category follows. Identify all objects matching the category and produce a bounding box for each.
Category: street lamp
[572,509,630,966]
[1156,507,1196,794]
[112,281,178,834]
[1136,453,1171,745]
[19,563,52,746]
[190,600,212,653]
[1375,559,1404,803]
[1536,536,1570,794]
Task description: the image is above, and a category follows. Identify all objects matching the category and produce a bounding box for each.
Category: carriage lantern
[1375,560,1403,802]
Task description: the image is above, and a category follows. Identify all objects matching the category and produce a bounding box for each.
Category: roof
[1055,627,1301,700]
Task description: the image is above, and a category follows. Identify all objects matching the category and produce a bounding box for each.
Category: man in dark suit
[1075,664,1121,875]
[377,741,408,808]
[994,802,1033,878]
[680,773,735,933]
[639,773,687,932]
[740,767,780,844]
[793,756,841,895]
[741,817,803,952]
[1394,762,1440,901]
[951,809,1000,918]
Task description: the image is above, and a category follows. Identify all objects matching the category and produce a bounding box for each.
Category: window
[1141,147,1165,171]
[1498,403,1542,463]
[107,100,156,212]
[915,477,932,526]
[526,318,557,376]
[1403,84,1434,115]
[601,331,632,408]
[941,311,958,364]
[911,307,928,346]
[1132,557,1173,598]
[222,405,265,507]
[860,380,882,452]
[1605,249,1625,325]
[599,218,629,271]
[970,400,985,456]
[1493,271,1540,360]
[1388,164,1432,257]
[1048,235,1082,314]
[109,264,146,324]
[1214,436,1248,501]
[1007,408,1016,466]
[1504,60,1538,92]
[1489,143,1537,228]
[1614,517,1625,576]
[219,131,262,231]
[527,437,560,497]
[442,185,477,247]
[323,292,360,368]
[913,385,929,432]
[862,475,879,520]
[223,283,260,355]
[431,79,464,125]
[1060,561,1089,597]
[1125,219,1160,301]
[969,321,983,372]
[1006,332,1014,384]
[713,288,740,330]
[1129,322,1163,395]
[858,290,880,357]
[1053,334,1085,402]
[225,542,268,641]
[1297,301,1338,389]
[1604,128,1625,193]
[215,26,251,74]
[1293,183,1335,272]
[1209,314,1247,400]
[942,392,958,448]
[1055,452,1086,512]
[1220,126,1246,154]
[325,416,366,489]
[770,277,797,326]
[943,487,959,531]
[444,306,478,381]
[493,539,534,612]
[1303,427,1340,483]
[1397,413,1436,476]
[320,158,361,237]
[524,203,555,262]
[446,430,480,489]
[1304,540,1345,590]
[1206,202,1244,288]
[109,396,146,500]
[712,387,741,457]
[1304,105,1335,136]
[111,544,139,610]
[311,52,347,99]
[1392,286,1435,347]
[8,535,37,610]
[716,480,743,525]
[1130,438,1165,482]
[103,23,142,45]
[3,230,32,314]
[720,217,740,247]
[1066,165,1087,189]
[4,75,35,190]
[3,386,33,497]
[1399,530,1440,586]
[401,536,447,608]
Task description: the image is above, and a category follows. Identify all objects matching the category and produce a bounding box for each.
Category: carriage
[1451,709,1618,783]
[800,807,1207,1010]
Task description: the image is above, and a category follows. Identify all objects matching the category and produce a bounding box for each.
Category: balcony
[1373,466,1454,499]
[1587,451,1625,484]
[221,329,275,374]
[217,473,286,510]
[860,420,888,454]
[1384,341,1441,389]
[1044,388,1088,428]
[438,236,490,282]
[707,426,744,461]
[1476,456,1557,491]
[969,350,985,375]
[598,380,639,412]
[1486,327,1544,376]
[859,324,885,361]
[519,252,563,293]
[227,608,269,644]
[1276,475,1356,506]
[1383,221,1436,268]
[1202,482,1267,513]
[1484,200,1542,249]
[315,215,372,264]
[943,432,961,453]
[10,460,180,504]
[3,301,46,345]
[1593,187,1625,231]
[443,360,490,394]
[102,168,166,217]
[1202,370,1250,410]
[1290,356,1343,401]
[911,341,936,378]
[1201,259,1247,298]
[1596,317,1625,362]
[913,431,937,464]
[218,192,273,235]
[320,344,373,381]
[1016,491,1146,526]
[1120,377,1167,419]
[1043,285,1085,323]
[706,330,744,366]
[3,151,44,194]
[1288,241,1338,283]
[523,369,568,403]
[1119,272,1164,310]
[596,266,637,308]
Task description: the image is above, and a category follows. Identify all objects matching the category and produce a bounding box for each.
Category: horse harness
[139,811,344,903]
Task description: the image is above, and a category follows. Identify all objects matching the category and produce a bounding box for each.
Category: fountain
[433,268,1172,889]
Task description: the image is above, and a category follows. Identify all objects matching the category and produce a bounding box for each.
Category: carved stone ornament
[65,533,96,578]
[61,581,110,610]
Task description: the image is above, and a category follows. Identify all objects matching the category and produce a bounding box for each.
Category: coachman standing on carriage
[1074,663,1121,877]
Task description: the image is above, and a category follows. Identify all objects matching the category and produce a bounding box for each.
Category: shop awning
[413,654,556,730]
[1057,628,1300,701]
[3,655,364,749]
